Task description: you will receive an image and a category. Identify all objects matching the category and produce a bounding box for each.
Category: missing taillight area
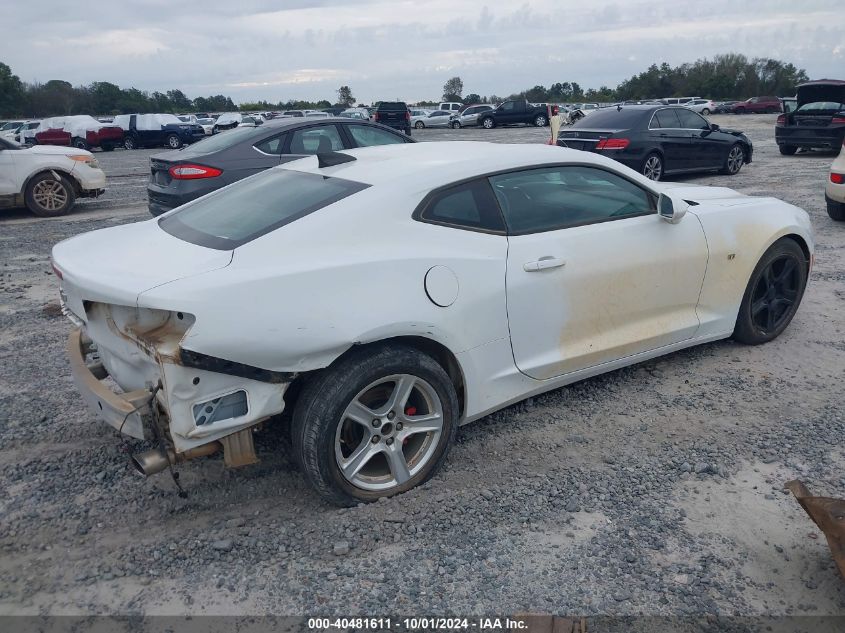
[169,164,223,180]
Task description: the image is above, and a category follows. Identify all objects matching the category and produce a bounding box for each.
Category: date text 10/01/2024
[307,617,530,630]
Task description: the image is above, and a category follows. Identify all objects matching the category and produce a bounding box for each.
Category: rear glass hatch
[158,167,370,249]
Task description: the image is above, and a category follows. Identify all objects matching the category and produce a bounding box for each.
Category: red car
[729,96,782,114]
[34,115,123,151]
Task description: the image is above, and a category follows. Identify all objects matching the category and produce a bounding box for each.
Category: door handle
[523,257,565,272]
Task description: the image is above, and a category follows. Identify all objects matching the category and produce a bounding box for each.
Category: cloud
[3,0,841,103]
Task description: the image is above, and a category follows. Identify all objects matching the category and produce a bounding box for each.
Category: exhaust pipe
[131,442,221,476]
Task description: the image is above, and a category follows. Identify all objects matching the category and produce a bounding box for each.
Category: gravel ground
[1,115,844,625]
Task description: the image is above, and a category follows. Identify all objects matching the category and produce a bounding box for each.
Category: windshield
[1,121,23,131]
[570,108,649,128]
[158,168,370,249]
[796,101,845,113]
[176,125,265,155]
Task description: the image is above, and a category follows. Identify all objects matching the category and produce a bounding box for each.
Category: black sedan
[147,118,414,216]
[557,105,752,181]
[775,79,845,155]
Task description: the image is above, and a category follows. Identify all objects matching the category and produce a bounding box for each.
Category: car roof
[279,141,620,188]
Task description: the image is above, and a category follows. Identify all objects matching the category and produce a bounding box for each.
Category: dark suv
[729,96,782,114]
[373,102,411,135]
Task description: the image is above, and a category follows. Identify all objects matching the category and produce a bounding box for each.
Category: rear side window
[417,180,505,233]
[652,109,681,129]
[158,169,370,249]
[254,133,287,154]
[289,125,344,154]
[347,125,407,147]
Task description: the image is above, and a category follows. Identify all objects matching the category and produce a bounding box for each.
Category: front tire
[733,239,808,345]
[641,152,663,181]
[481,117,495,129]
[24,172,76,217]
[720,143,745,175]
[414,121,425,129]
[534,114,547,127]
[291,344,458,506]
[779,144,797,156]
[72,137,88,150]
[451,121,461,129]
[124,136,137,150]
[166,134,182,149]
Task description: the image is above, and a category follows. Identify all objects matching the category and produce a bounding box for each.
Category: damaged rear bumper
[67,321,292,462]
[68,328,153,440]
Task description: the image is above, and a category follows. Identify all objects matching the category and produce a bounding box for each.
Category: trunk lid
[796,80,845,108]
[558,128,620,151]
[52,220,232,321]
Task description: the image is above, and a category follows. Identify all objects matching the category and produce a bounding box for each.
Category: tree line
[0,54,810,118]
[439,54,809,106]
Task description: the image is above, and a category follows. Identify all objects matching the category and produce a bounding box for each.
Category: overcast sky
[5,0,843,104]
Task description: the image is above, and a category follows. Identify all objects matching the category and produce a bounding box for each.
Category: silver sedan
[412,110,453,129]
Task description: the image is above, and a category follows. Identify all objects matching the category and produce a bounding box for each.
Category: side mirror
[658,193,688,224]
[709,123,720,132]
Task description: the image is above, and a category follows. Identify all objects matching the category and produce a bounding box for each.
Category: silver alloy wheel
[482,118,493,129]
[334,374,444,492]
[643,155,662,181]
[701,108,710,115]
[168,135,181,148]
[535,115,547,126]
[727,145,744,173]
[32,178,68,212]
[124,136,135,150]
[415,121,424,129]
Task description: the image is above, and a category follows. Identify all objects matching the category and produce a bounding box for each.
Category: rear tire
[701,108,711,115]
[124,136,136,150]
[641,152,663,181]
[779,144,797,156]
[827,196,845,221]
[166,134,182,149]
[481,117,495,129]
[291,344,458,506]
[534,115,547,127]
[72,137,88,150]
[24,172,76,217]
[733,239,807,345]
[414,121,425,129]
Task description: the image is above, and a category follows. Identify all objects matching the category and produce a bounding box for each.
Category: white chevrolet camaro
[52,142,813,505]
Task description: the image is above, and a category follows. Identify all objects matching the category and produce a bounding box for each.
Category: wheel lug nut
[371,435,380,444]
[385,438,394,446]
[372,419,381,427]
[387,411,395,420]
[396,423,403,431]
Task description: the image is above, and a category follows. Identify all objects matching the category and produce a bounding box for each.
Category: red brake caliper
[403,407,417,444]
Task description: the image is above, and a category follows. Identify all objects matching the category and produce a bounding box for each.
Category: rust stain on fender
[785,480,845,579]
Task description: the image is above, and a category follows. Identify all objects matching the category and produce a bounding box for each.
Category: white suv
[0,138,106,217]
